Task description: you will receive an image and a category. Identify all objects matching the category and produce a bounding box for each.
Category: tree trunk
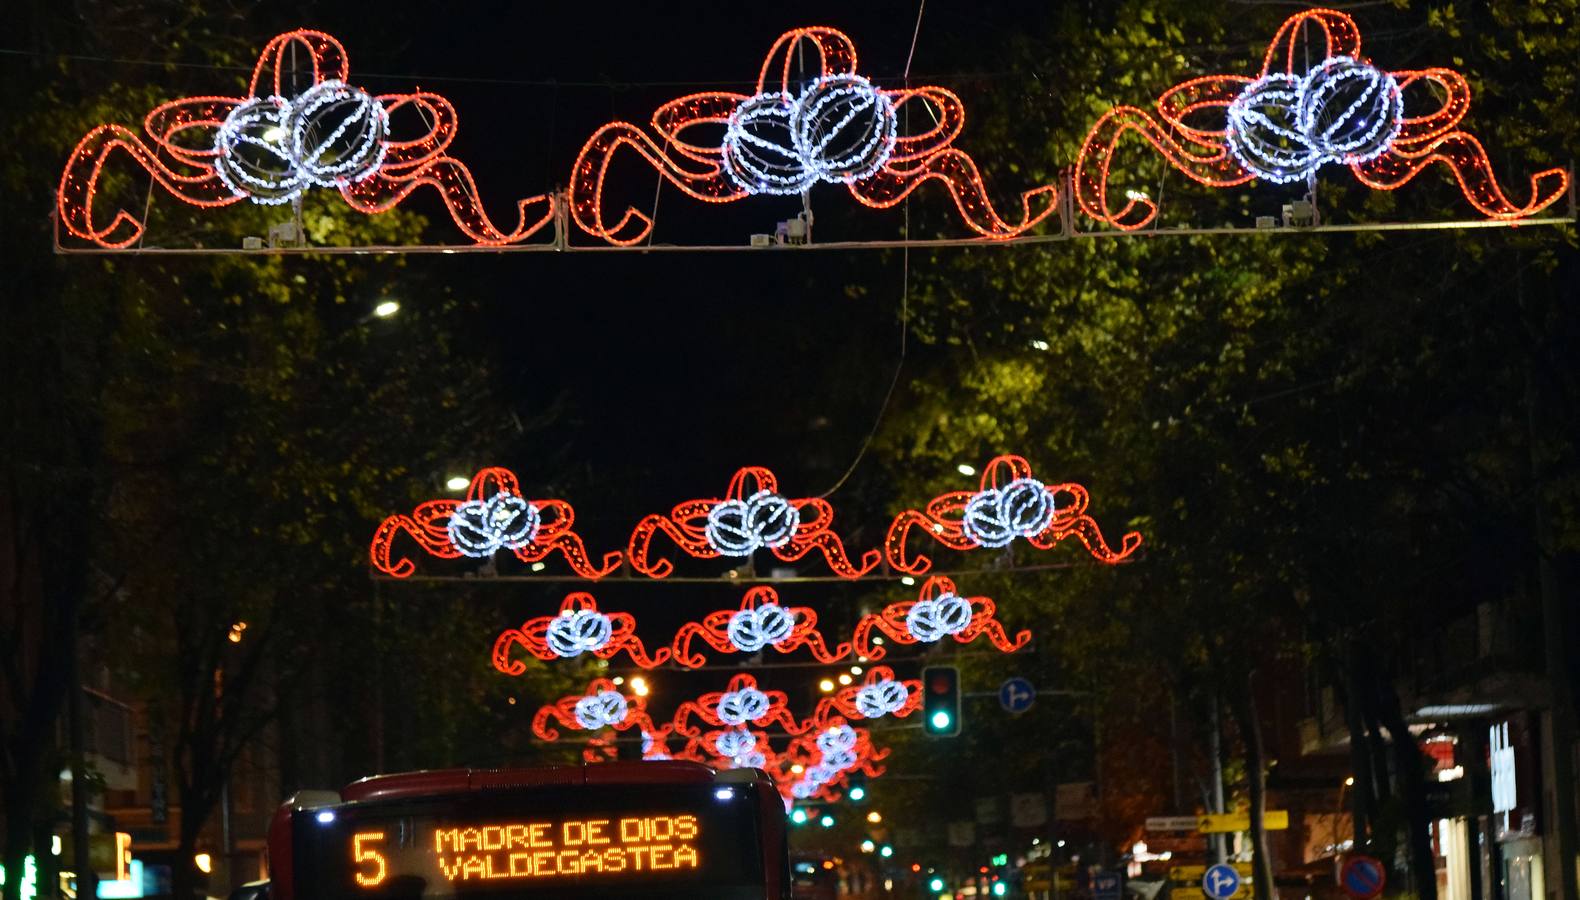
[1229,671,1277,900]
[1376,683,1438,900]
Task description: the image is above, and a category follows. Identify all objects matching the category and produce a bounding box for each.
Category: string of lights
[373,462,1138,581]
[58,29,555,248]
[568,26,1057,245]
[490,581,1032,676]
[1073,7,1569,231]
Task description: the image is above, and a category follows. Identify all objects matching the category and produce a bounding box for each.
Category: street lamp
[956,464,977,477]
[630,676,650,697]
[819,679,836,693]
[373,300,400,318]
[445,476,469,491]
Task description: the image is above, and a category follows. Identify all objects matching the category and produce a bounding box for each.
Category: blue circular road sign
[1203,864,1242,900]
[998,677,1036,714]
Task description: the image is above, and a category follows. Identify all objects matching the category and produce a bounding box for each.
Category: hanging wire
[816,0,927,500]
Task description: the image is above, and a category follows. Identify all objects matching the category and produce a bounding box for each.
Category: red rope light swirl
[58,29,553,248]
[569,26,1057,245]
[1073,8,1569,230]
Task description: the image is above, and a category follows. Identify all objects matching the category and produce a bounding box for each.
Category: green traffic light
[929,877,947,892]
[848,785,866,802]
[791,809,808,825]
[820,815,835,828]
[930,710,952,730]
[992,882,1007,896]
[880,845,894,858]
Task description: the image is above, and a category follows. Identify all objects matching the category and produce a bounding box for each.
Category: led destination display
[293,783,765,899]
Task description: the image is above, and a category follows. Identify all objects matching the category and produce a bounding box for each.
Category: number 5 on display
[353,832,387,887]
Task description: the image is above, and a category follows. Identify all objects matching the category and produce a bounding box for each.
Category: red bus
[262,761,788,900]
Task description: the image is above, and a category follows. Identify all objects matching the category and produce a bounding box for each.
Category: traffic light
[790,807,810,826]
[846,773,868,804]
[922,666,961,736]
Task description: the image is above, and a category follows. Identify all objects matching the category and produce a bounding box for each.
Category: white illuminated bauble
[545,609,613,658]
[726,602,795,653]
[448,492,541,558]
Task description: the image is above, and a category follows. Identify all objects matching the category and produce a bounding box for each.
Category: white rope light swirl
[962,477,1057,548]
[854,677,911,719]
[716,685,772,726]
[572,690,629,731]
[905,593,974,643]
[705,490,800,556]
[447,492,542,558]
[545,608,614,658]
[1227,55,1402,184]
[725,602,796,653]
[723,74,896,196]
[214,80,388,204]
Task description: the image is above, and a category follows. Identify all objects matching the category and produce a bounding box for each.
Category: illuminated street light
[838,673,853,686]
[861,840,876,854]
[373,300,400,318]
[194,854,212,874]
[956,463,977,477]
[445,475,469,491]
[819,679,836,693]
[850,665,863,675]
[1345,776,1356,786]
[227,622,248,643]
[630,676,650,697]
[866,811,882,824]
[791,764,805,774]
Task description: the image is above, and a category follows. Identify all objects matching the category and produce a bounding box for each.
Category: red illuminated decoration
[851,576,1031,660]
[628,466,880,579]
[492,593,668,673]
[670,586,850,668]
[814,666,922,723]
[885,455,1142,575]
[778,716,890,802]
[370,467,620,579]
[569,26,1057,246]
[1073,8,1569,230]
[673,674,813,737]
[58,29,552,249]
[531,678,657,741]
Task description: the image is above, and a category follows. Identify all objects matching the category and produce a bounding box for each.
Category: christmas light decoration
[628,466,880,579]
[1073,8,1569,230]
[885,455,1142,574]
[670,586,850,668]
[58,29,553,248]
[569,26,1057,245]
[852,576,1030,660]
[491,592,669,674]
[672,673,813,737]
[531,678,656,740]
[781,716,889,802]
[370,467,620,579]
[815,666,922,723]
[681,725,779,771]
